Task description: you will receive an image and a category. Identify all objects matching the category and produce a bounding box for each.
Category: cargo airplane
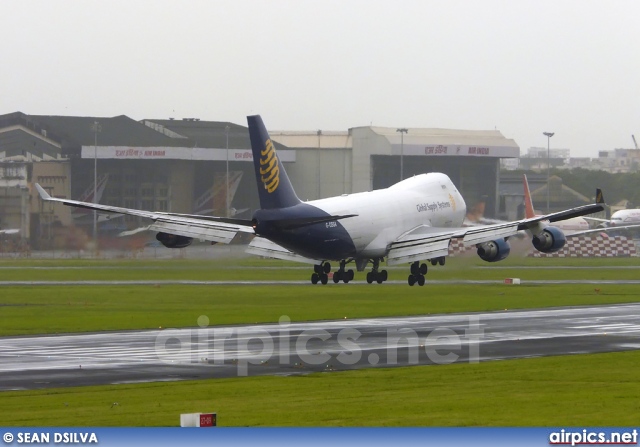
[35,115,605,286]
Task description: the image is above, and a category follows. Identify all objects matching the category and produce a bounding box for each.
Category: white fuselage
[308,173,466,258]
[609,210,640,226]
[551,216,590,234]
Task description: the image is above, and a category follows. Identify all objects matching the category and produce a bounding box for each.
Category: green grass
[1,254,640,282]
[1,284,638,336]
[1,256,639,336]
[1,351,639,426]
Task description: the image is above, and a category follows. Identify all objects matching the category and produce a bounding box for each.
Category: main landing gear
[407,256,446,286]
[366,258,388,284]
[408,261,427,286]
[333,260,355,284]
[310,261,355,285]
[312,258,387,285]
[311,262,331,285]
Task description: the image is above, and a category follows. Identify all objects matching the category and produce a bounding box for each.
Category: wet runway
[1,303,640,390]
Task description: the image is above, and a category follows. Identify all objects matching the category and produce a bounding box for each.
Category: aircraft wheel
[419,263,428,275]
[311,273,319,284]
[333,272,341,283]
[430,259,438,266]
[380,269,388,282]
[323,262,331,274]
[366,272,374,284]
[376,273,384,284]
[347,269,354,281]
[417,275,425,286]
[410,262,419,275]
[408,275,416,286]
[438,257,445,266]
[320,274,329,285]
[314,265,322,274]
[343,275,350,284]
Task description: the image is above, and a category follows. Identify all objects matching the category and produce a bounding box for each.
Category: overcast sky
[3,0,639,156]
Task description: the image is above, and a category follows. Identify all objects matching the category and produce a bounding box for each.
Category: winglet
[523,175,536,219]
[596,189,605,204]
[35,183,51,200]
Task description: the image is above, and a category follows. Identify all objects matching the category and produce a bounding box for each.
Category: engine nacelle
[532,226,566,253]
[156,232,193,249]
[476,238,511,262]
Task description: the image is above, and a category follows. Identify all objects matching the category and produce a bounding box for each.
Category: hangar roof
[28,114,184,148]
[269,126,519,158]
[269,131,351,150]
[0,113,289,160]
[368,126,519,150]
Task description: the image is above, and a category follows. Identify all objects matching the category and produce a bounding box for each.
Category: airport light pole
[317,129,322,199]
[543,131,554,213]
[396,128,408,181]
[225,125,230,217]
[91,121,101,253]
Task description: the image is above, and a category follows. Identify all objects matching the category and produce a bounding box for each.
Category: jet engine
[532,226,566,253]
[156,232,193,249]
[476,238,511,262]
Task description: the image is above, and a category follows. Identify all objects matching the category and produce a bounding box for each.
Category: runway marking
[2,280,640,286]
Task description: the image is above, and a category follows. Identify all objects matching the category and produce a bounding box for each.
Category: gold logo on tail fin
[449,193,457,212]
[259,139,280,193]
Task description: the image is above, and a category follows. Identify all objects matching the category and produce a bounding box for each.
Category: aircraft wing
[35,183,254,244]
[387,193,605,266]
[386,222,519,265]
[246,237,319,264]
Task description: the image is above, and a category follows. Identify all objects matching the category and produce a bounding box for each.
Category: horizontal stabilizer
[149,219,244,245]
[246,237,319,264]
[118,226,152,237]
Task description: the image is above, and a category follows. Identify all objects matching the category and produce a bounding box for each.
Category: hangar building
[0,111,519,248]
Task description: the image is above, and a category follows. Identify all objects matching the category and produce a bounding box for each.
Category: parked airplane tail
[247,115,301,209]
[523,174,536,219]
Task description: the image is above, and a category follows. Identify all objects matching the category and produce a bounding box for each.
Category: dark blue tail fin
[247,115,301,209]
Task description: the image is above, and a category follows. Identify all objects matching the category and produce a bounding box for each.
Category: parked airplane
[522,175,590,235]
[35,115,605,286]
[585,209,640,228]
[0,229,19,235]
